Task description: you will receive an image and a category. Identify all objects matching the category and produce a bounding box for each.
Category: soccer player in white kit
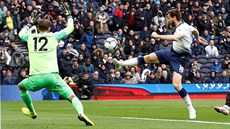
[113,9,208,119]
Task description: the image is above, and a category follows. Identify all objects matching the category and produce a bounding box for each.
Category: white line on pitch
[121,116,230,125]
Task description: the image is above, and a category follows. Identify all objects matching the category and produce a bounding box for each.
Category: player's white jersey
[173,22,195,55]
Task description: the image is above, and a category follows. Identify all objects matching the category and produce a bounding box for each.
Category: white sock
[224,105,229,109]
[120,58,138,66]
[183,95,194,109]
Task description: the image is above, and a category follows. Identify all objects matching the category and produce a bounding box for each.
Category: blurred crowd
[0,0,230,94]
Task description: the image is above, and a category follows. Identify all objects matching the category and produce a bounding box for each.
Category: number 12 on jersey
[33,37,48,52]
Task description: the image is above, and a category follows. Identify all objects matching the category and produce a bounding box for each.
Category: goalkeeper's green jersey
[18,18,74,75]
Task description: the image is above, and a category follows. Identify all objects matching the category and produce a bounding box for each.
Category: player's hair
[38,19,51,32]
[166,8,181,21]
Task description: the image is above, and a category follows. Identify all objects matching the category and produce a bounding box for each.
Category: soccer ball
[104,37,118,53]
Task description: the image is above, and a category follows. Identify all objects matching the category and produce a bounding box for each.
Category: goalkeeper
[18,4,94,126]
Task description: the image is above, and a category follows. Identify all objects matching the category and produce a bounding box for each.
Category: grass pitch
[1,100,230,129]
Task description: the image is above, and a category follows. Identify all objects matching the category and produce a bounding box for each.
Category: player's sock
[120,56,145,66]
[20,91,35,112]
[71,97,84,115]
[178,88,193,109]
[225,91,230,107]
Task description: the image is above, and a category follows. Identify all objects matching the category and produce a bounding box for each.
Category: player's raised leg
[172,72,196,119]
[214,90,230,115]
[18,84,37,119]
[113,53,160,69]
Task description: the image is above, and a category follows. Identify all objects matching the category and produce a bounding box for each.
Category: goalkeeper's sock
[20,91,36,113]
[71,97,84,115]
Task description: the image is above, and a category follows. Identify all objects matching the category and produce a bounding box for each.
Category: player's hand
[151,32,159,38]
[60,3,71,18]
[198,37,208,45]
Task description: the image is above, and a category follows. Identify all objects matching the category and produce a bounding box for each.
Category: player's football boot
[214,106,229,116]
[188,108,196,119]
[21,107,37,119]
[78,114,94,126]
[112,58,122,70]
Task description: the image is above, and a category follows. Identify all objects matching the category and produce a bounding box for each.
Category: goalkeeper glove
[60,3,72,19]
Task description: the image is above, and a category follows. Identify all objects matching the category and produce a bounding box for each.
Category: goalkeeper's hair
[38,19,51,32]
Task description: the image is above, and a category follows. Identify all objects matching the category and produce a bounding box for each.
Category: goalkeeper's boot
[21,107,37,119]
[188,108,196,119]
[112,58,123,70]
[214,105,229,116]
[78,114,94,126]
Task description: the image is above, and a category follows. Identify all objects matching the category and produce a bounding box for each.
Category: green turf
[1,100,229,129]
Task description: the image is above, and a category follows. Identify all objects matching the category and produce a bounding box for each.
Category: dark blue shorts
[155,49,188,75]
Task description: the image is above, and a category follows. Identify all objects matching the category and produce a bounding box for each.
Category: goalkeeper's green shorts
[19,72,74,99]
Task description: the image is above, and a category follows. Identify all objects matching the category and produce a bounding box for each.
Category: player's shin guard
[178,88,193,109]
[71,97,84,115]
[225,91,230,107]
[20,91,36,112]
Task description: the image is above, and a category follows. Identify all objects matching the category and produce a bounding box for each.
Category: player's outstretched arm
[54,4,74,41]
[18,11,40,42]
[151,32,182,41]
[191,27,208,45]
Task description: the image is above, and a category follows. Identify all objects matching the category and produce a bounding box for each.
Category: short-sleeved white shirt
[173,22,195,55]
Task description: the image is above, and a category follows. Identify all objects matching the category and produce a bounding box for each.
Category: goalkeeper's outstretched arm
[18,23,32,42]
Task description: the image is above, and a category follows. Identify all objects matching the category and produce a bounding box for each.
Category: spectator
[205,40,219,58]
[9,51,24,75]
[87,0,99,13]
[129,66,141,83]
[222,56,230,69]
[0,46,11,70]
[113,49,125,61]
[82,58,94,74]
[80,27,94,49]
[201,29,211,42]
[159,39,172,50]
[66,58,83,81]
[66,43,79,58]
[114,3,124,28]
[226,62,230,77]
[0,67,7,84]
[148,38,159,53]
[145,71,160,84]
[77,73,94,100]
[111,70,124,84]
[191,71,205,83]
[134,7,145,31]
[211,59,222,73]
[77,43,91,59]
[159,70,172,84]
[187,66,197,83]
[92,70,104,84]
[140,68,151,83]
[191,59,201,71]
[140,26,151,40]
[126,6,136,30]
[219,70,230,83]
[153,11,165,26]
[191,41,204,56]
[144,3,153,27]
[95,6,109,33]
[205,71,220,83]
[15,68,28,84]
[98,63,108,82]
[124,71,138,84]
[0,25,14,41]
[77,54,85,65]
[2,69,17,85]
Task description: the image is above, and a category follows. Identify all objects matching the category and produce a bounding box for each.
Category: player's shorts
[155,49,188,75]
[19,72,74,99]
